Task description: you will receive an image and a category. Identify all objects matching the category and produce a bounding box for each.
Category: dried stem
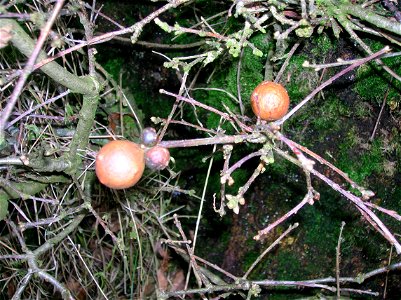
[173,214,208,288]
[336,221,346,298]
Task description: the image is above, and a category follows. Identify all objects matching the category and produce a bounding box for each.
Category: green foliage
[64,103,75,121]
[25,124,40,140]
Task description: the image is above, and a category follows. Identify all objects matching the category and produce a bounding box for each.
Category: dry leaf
[157,268,168,291]
[170,269,185,292]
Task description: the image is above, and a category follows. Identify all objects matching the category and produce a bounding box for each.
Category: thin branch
[254,193,312,241]
[160,89,231,121]
[159,133,257,148]
[275,46,391,125]
[6,90,70,129]
[244,223,299,279]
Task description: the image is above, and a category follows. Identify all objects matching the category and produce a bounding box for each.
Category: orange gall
[250,81,290,121]
[95,140,145,189]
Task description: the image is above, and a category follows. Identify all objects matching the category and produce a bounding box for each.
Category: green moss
[354,40,401,105]
[353,101,373,119]
[103,57,125,82]
[192,33,270,130]
[276,250,302,280]
[307,95,350,132]
[285,33,336,105]
[338,131,384,185]
[310,33,336,57]
[286,55,316,103]
[285,54,318,102]
[242,248,261,276]
[301,206,338,271]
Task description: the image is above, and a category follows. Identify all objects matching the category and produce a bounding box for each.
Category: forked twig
[244,223,299,279]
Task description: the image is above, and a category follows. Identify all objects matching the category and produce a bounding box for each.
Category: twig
[33,214,85,256]
[6,90,70,129]
[237,162,265,198]
[159,133,257,148]
[156,118,218,134]
[364,202,401,221]
[221,150,265,185]
[303,51,401,70]
[72,177,121,248]
[11,271,33,300]
[170,244,238,281]
[189,144,217,289]
[275,42,301,83]
[244,223,299,279]
[342,2,401,34]
[164,223,401,298]
[67,236,108,300]
[254,192,313,241]
[369,83,390,141]
[276,133,374,198]
[215,145,233,216]
[7,217,82,300]
[338,16,401,82]
[312,169,401,253]
[160,89,231,121]
[173,214,209,288]
[29,0,191,72]
[237,44,245,115]
[160,273,383,298]
[155,17,228,40]
[336,221,346,298]
[158,72,189,143]
[383,245,393,298]
[77,2,96,76]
